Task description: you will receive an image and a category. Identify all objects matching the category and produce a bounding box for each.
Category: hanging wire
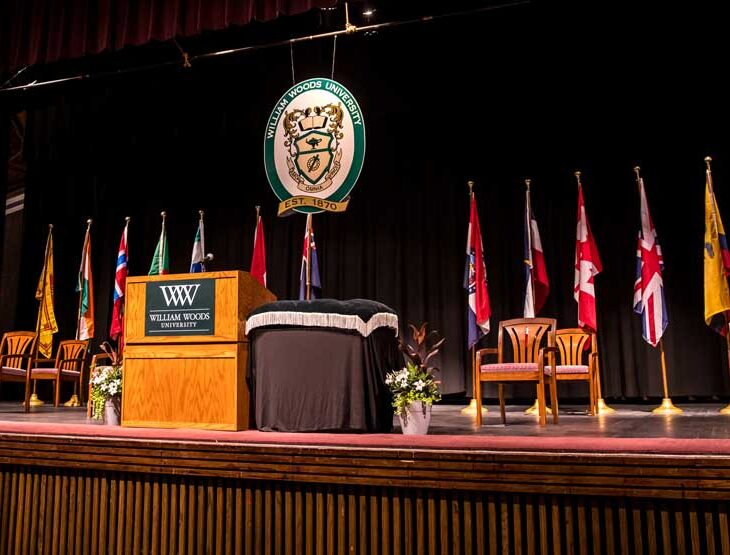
[331,36,338,80]
[290,43,296,85]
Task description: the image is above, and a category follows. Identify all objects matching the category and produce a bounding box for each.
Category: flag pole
[75,219,92,341]
[65,219,92,407]
[198,210,205,272]
[462,180,487,416]
[28,224,54,408]
[634,166,682,415]
[575,171,614,415]
[117,216,130,361]
[306,214,313,300]
[706,157,730,415]
[523,179,551,416]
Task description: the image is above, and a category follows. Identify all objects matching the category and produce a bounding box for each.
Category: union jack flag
[633,176,668,347]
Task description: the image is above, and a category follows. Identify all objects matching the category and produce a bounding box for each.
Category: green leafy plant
[386,323,444,420]
[90,342,123,420]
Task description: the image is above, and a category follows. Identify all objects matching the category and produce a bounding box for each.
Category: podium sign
[145,278,215,336]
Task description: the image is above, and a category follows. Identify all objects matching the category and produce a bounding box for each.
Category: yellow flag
[35,230,58,358]
[704,180,730,333]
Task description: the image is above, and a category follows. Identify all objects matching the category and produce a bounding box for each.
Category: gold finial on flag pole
[125,216,130,224]
[255,205,261,217]
[199,210,204,220]
[468,180,474,196]
[525,178,531,191]
[574,170,582,185]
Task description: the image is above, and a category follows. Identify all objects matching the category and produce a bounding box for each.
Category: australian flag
[189,216,205,273]
[464,193,491,347]
[299,214,321,300]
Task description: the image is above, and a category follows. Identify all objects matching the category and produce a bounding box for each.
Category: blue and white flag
[190,213,205,273]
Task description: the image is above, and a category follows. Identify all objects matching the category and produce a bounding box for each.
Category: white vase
[398,401,431,435]
[104,397,121,426]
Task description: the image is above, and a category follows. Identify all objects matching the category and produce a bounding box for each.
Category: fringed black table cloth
[246,299,400,432]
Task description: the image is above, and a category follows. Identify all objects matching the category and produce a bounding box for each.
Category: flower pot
[104,397,121,426]
[398,401,431,435]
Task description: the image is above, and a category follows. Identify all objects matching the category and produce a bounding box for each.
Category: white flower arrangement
[90,363,123,420]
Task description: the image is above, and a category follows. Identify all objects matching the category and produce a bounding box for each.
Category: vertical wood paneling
[1,464,730,555]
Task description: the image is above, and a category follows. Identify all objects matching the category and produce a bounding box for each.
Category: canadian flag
[574,181,602,331]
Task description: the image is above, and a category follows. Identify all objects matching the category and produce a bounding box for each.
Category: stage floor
[1,401,729,439]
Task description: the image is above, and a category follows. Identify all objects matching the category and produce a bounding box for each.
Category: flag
[189,214,205,273]
[704,175,730,333]
[110,221,128,344]
[251,210,267,287]
[35,228,58,358]
[76,223,94,340]
[523,185,550,317]
[299,214,321,300]
[149,216,169,276]
[574,182,602,332]
[464,192,491,347]
[633,176,668,347]
[109,222,129,344]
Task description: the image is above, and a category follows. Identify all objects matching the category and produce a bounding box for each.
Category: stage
[2,402,730,554]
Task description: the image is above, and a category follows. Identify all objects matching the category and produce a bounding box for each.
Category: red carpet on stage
[2,420,730,455]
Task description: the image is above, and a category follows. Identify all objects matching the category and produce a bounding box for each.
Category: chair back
[497,318,556,363]
[0,331,37,368]
[555,328,592,366]
[56,340,89,372]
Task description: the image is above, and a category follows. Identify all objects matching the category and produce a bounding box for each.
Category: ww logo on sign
[159,284,201,307]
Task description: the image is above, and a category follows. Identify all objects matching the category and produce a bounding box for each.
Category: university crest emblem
[264,78,365,215]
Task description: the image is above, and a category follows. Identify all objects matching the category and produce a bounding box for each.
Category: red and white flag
[523,184,550,317]
[574,181,602,331]
[250,209,267,287]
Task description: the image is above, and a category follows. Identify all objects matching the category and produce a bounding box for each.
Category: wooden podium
[122,271,275,431]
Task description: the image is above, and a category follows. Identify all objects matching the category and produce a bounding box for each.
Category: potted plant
[386,323,444,434]
[90,342,123,425]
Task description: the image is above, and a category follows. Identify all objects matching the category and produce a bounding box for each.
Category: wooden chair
[548,328,598,415]
[87,352,113,417]
[0,331,38,411]
[30,340,89,407]
[475,318,558,426]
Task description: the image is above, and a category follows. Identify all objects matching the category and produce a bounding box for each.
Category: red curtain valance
[1,0,334,73]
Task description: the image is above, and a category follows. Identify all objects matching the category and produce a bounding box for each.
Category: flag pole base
[28,393,45,407]
[63,394,81,407]
[460,398,488,415]
[719,403,730,415]
[595,398,616,415]
[651,398,683,415]
[524,399,552,416]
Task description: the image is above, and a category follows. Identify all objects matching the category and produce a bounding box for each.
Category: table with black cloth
[245,299,401,432]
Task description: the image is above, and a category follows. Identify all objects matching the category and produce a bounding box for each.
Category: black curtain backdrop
[5,2,730,399]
